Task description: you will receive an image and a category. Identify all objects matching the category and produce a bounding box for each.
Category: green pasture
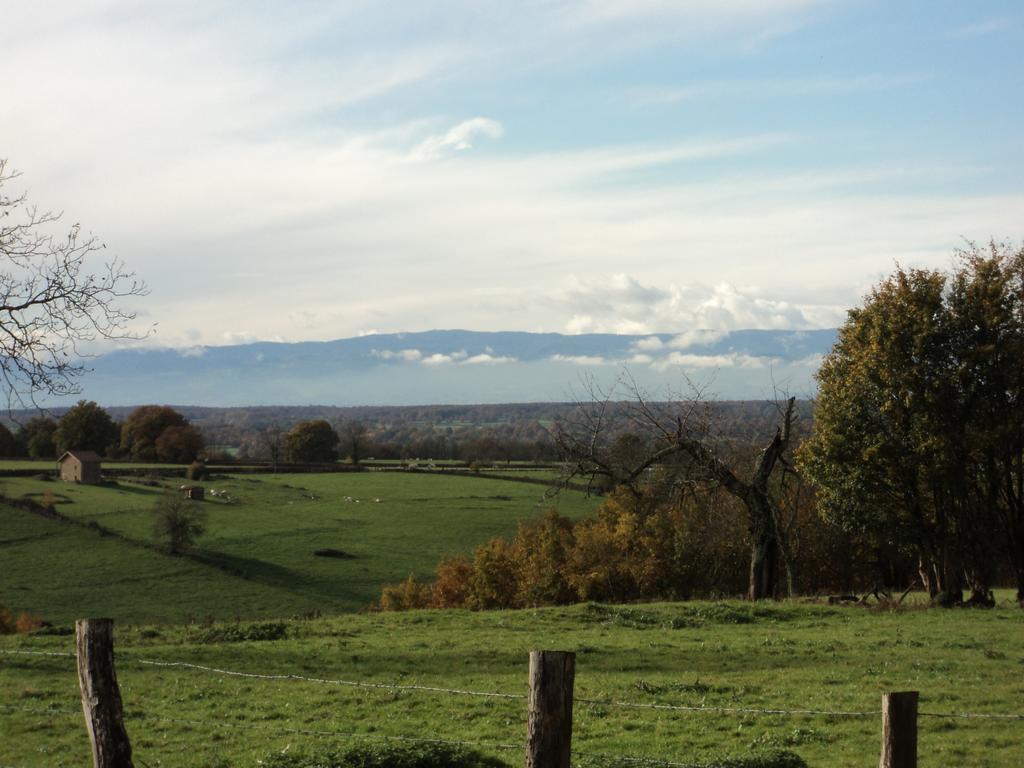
[0,472,598,625]
[2,600,1022,767]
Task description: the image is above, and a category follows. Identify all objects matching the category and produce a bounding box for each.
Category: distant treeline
[3,401,813,464]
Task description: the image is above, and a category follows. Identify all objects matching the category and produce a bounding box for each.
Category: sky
[2,0,1022,350]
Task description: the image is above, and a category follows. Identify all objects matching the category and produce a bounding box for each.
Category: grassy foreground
[2,600,1023,768]
[0,472,598,624]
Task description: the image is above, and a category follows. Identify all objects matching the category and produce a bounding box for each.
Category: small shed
[182,485,205,501]
[57,451,103,484]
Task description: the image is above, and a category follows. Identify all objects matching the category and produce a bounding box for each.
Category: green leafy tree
[0,423,16,457]
[152,491,207,555]
[120,405,188,460]
[284,419,339,463]
[54,400,118,455]
[16,416,57,458]
[799,243,1024,606]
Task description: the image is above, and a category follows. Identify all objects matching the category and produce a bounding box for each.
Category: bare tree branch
[0,159,149,410]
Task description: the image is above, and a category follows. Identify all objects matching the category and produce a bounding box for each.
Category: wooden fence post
[879,691,918,768]
[76,618,134,768]
[525,650,575,768]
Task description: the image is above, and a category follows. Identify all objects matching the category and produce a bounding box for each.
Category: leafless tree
[554,372,797,601]
[0,159,147,408]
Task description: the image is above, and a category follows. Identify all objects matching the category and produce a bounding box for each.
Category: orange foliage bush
[379,574,431,611]
[15,612,43,633]
[0,605,43,634]
[379,484,868,612]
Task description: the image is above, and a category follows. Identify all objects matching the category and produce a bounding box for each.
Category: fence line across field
[4,645,1024,722]
[0,699,691,768]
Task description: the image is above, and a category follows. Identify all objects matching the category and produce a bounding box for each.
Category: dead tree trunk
[76,618,133,768]
[747,492,780,601]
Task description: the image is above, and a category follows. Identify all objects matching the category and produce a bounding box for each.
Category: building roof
[58,450,103,464]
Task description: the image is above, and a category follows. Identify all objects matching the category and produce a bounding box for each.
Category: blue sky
[2,0,1021,349]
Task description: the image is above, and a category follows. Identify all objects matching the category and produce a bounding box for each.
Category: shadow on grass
[193,550,359,605]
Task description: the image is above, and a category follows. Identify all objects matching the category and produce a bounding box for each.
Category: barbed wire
[132,658,527,700]
[575,695,875,718]
[920,710,1024,721]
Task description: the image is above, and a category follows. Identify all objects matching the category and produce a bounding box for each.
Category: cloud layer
[2,2,1021,350]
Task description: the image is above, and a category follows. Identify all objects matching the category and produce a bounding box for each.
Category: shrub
[0,606,43,634]
[152,490,207,554]
[258,742,508,768]
[15,612,43,633]
[380,574,432,611]
[432,556,474,608]
[186,460,207,481]
[191,621,287,643]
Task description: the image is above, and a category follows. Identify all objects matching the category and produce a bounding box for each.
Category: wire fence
[4,646,1023,722]
[3,641,1024,768]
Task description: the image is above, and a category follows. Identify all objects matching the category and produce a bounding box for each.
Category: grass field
[0,471,599,624]
[1,600,1022,767]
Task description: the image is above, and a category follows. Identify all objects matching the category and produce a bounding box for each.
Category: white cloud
[372,348,424,362]
[651,351,772,371]
[550,354,615,365]
[462,353,517,365]
[411,118,504,161]
[668,329,729,349]
[633,336,665,351]
[554,276,846,336]
[222,331,280,345]
[177,346,206,358]
[421,350,469,365]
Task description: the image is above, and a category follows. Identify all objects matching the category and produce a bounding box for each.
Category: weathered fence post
[879,691,918,768]
[76,618,134,768]
[525,650,575,768]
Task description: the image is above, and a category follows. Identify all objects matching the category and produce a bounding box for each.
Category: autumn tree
[54,400,118,455]
[284,419,339,463]
[154,424,204,463]
[799,243,1024,606]
[120,405,189,461]
[555,376,798,601]
[0,159,146,408]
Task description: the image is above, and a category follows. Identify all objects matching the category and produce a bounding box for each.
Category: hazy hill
[67,328,836,407]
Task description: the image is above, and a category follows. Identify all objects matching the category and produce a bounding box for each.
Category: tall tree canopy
[55,400,118,455]
[799,243,1024,606]
[16,416,57,458]
[285,419,339,463]
[120,405,193,461]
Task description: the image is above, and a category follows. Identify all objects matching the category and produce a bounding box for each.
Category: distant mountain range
[70,328,838,407]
